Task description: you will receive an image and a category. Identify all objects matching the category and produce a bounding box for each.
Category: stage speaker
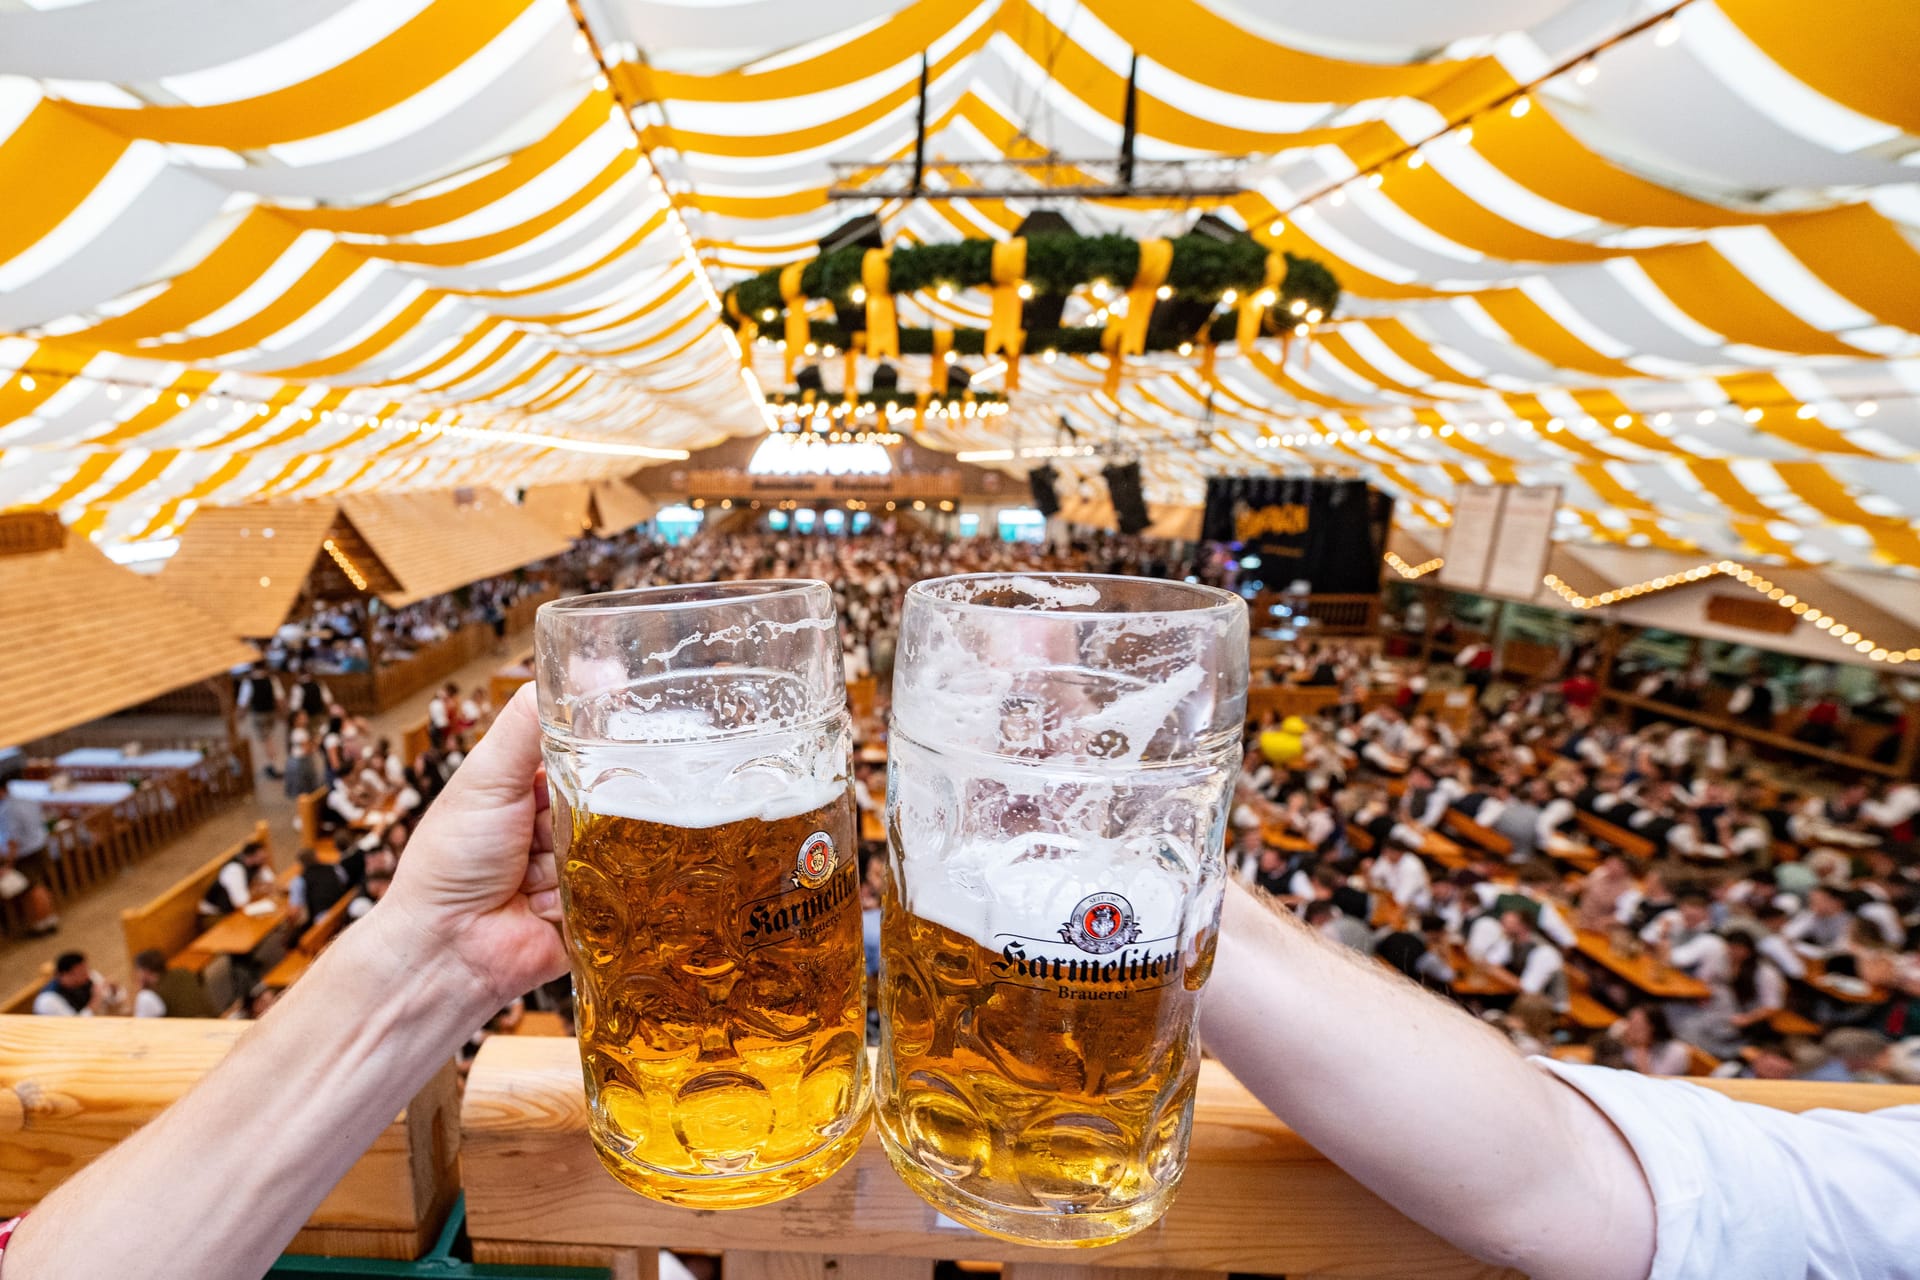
[1103,461,1150,535]
[1028,464,1061,517]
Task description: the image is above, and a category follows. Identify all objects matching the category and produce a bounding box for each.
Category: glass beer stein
[877,574,1248,1245]
[536,582,868,1208]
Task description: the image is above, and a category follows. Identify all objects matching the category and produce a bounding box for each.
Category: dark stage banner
[1200,476,1392,593]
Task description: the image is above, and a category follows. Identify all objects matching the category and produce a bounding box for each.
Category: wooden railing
[1604,686,1912,779]
[459,1037,1920,1279]
[2,1018,1916,1276]
[330,591,557,715]
[0,1016,458,1261]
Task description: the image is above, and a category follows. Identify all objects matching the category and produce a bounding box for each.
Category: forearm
[1199,882,1654,1280]
[9,905,491,1280]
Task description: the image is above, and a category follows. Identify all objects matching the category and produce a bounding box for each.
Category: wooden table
[1260,823,1314,854]
[7,779,134,807]
[1574,929,1712,1000]
[1802,957,1889,1006]
[55,748,203,771]
[1447,945,1522,998]
[184,901,291,957]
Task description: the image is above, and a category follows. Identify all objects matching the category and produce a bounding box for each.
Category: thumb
[439,684,542,806]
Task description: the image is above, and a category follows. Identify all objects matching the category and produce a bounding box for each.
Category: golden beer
[557,788,868,1207]
[877,872,1215,1244]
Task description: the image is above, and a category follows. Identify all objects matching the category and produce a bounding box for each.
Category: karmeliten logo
[791,830,837,890]
[1058,891,1140,955]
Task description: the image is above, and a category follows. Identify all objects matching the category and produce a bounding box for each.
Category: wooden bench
[0,965,50,1016]
[1345,821,1375,854]
[1562,967,1617,1031]
[295,786,326,849]
[120,819,275,978]
[1576,811,1657,861]
[401,718,433,766]
[262,891,358,991]
[1442,809,1512,860]
[1770,1009,1824,1039]
[846,676,877,722]
[0,1015,458,1260]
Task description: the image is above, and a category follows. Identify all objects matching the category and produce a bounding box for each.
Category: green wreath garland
[724,233,1340,357]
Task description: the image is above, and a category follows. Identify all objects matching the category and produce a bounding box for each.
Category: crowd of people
[629,529,1236,688]
[1236,640,1920,1084]
[23,525,1920,1096]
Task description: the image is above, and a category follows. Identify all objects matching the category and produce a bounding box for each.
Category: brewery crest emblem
[792,829,838,890]
[1058,891,1140,955]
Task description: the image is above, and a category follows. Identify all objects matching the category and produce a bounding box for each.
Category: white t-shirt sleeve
[218,862,252,912]
[1535,1058,1920,1280]
[134,988,167,1018]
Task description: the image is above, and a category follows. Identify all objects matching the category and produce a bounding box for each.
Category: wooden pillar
[1595,620,1626,691]
[1484,596,1510,671]
[1418,583,1440,662]
[208,673,238,748]
[1896,692,1920,780]
[359,600,381,671]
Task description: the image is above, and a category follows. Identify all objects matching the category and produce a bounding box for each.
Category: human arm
[1200,883,1655,1280]
[5,687,566,1280]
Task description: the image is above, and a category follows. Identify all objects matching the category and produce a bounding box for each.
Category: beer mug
[877,574,1247,1245]
[536,582,868,1208]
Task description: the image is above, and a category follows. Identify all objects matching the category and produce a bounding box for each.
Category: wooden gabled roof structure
[518,484,596,543]
[588,480,656,536]
[1,513,257,745]
[335,490,572,607]
[159,502,400,639]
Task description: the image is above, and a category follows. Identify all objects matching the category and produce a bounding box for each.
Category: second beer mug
[536,582,868,1209]
[878,574,1247,1246]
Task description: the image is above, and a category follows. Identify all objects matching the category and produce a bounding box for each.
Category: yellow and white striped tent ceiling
[3,0,1920,575]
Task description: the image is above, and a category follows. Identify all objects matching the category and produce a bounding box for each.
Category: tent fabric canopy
[0,0,1914,594]
[0,529,257,744]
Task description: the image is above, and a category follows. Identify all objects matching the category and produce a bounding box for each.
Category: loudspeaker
[1028,464,1061,517]
[1103,461,1150,535]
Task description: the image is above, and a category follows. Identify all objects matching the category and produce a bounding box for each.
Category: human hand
[378,686,567,1009]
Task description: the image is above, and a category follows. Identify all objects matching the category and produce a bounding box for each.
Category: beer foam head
[570,733,844,829]
[893,574,1247,767]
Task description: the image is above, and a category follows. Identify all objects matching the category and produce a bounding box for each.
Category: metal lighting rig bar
[827,54,1253,202]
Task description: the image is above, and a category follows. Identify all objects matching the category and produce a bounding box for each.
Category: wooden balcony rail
[0,1015,459,1260]
[460,1036,1920,1280]
[4,1017,1916,1278]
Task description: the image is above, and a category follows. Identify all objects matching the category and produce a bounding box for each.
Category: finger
[528,888,562,920]
[441,685,542,807]
[520,851,557,895]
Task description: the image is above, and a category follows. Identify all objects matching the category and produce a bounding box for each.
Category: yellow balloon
[1260,730,1304,765]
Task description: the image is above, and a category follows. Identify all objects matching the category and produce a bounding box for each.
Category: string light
[1385,551,1444,580]
[1543,560,1906,661]
[322,538,369,591]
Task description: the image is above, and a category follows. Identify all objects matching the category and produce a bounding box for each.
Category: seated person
[198,839,273,918]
